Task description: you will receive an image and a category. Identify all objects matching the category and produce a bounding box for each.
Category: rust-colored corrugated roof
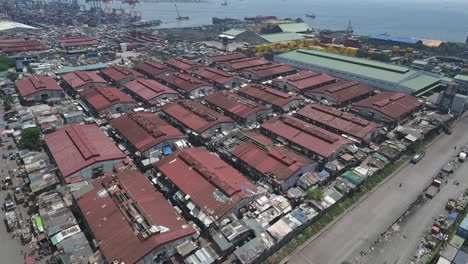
[208,53,247,63]
[241,63,296,80]
[58,37,99,48]
[231,132,312,182]
[134,61,173,78]
[351,91,423,122]
[124,79,179,104]
[110,112,185,153]
[100,65,144,83]
[15,76,63,99]
[44,124,126,180]
[261,116,353,159]
[274,70,336,91]
[79,86,135,112]
[195,67,239,86]
[204,91,270,119]
[162,100,234,134]
[61,70,107,90]
[0,37,48,53]
[154,148,257,220]
[77,169,195,264]
[297,104,381,141]
[306,80,375,104]
[161,73,211,93]
[165,57,201,72]
[220,57,270,70]
[238,84,303,109]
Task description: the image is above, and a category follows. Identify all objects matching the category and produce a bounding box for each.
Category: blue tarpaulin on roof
[162,146,172,155]
[317,170,330,181]
[449,212,459,220]
[369,34,421,44]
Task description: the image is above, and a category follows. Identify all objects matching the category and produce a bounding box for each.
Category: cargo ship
[244,16,277,22]
[212,17,242,24]
[305,14,316,19]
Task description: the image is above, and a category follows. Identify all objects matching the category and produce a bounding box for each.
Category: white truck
[459,152,466,162]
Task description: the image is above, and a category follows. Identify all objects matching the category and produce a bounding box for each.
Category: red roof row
[297,104,381,141]
[238,84,303,110]
[124,79,179,104]
[0,37,48,53]
[161,73,211,93]
[273,70,336,92]
[165,57,201,72]
[100,65,144,83]
[59,37,99,48]
[15,76,63,99]
[306,80,375,105]
[155,148,257,220]
[110,112,185,153]
[62,70,107,90]
[204,91,270,120]
[78,169,195,264]
[134,61,174,79]
[241,63,296,80]
[219,57,270,71]
[79,86,135,112]
[194,67,239,86]
[208,53,247,63]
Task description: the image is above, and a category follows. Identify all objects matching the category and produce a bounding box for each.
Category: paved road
[286,115,468,264]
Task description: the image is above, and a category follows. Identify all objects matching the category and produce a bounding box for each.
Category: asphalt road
[285,115,468,264]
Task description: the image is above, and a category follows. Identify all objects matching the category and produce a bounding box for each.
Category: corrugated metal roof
[242,63,296,80]
[62,70,107,90]
[208,53,247,63]
[454,74,468,82]
[134,61,173,78]
[260,32,304,43]
[369,34,421,44]
[222,29,245,37]
[306,80,375,104]
[165,57,201,72]
[124,78,179,103]
[195,67,238,86]
[80,86,135,112]
[274,70,336,91]
[220,57,270,71]
[100,65,144,83]
[161,73,211,93]
[204,91,270,120]
[238,84,303,108]
[16,76,63,98]
[55,63,108,75]
[277,23,312,33]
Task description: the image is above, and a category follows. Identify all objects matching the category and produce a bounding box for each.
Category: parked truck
[425,179,442,199]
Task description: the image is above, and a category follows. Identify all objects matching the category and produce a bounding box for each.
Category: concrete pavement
[285,115,468,264]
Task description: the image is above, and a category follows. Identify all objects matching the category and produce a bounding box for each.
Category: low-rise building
[44,124,126,183]
[260,116,353,162]
[100,65,144,85]
[16,76,64,103]
[160,73,213,98]
[240,63,296,81]
[154,148,258,227]
[454,74,468,95]
[351,92,424,124]
[124,79,179,106]
[79,86,137,116]
[296,104,382,143]
[238,84,303,112]
[217,57,271,71]
[58,37,99,49]
[161,100,235,139]
[305,80,375,106]
[273,70,337,93]
[110,111,186,157]
[194,67,243,89]
[165,57,203,73]
[204,91,272,125]
[61,70,107,93]
[134,61,175,80]
[219,131,316,191]
[207,53,247,65]
[77,169,196,264]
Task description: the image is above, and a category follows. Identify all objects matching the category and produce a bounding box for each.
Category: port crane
[221,0,227,6]
[174,0,189,20]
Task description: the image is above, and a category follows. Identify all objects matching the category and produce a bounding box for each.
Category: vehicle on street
[411,150,425,164]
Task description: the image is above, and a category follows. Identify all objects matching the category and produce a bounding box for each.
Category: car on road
[411,151,426,164]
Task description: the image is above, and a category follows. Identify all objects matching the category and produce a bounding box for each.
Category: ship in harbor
[305,14,316,19]
[244,16,277,22]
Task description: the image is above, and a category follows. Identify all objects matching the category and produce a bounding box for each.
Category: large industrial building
[238,84,303,112]
[77,169,196,264]
[123,79,179,106]
[61,70,107,93]
[110,112,186,157]
[44,124,126,183]
[134,61,175,80]
[296,104,382,143]
[260,116,353,162]
[305,80,376,106]
[100,65,144,85]
[16,76,64,103]
[217,57,271,71]
[207,53,247,65]
[240,63,296,81]
[79,86,136,116]
[160,73,213,98]
[165,57,203,73]
[276,49,444,95]
[194,67,243,89]
[154,148,258,227]
[204,91,272,125]
[273,70,337,93]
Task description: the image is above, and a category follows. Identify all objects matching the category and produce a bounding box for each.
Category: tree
[306,187,325,201]
[2,94,13,111]
[6,71,19,82]
[19,127,42,151]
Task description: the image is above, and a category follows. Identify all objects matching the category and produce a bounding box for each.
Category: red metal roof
[110,112,185,153]
[261,116,353,159]
[297,104,381,141]
[124,79,179,104]
[220,57,270,71]
[154,148,257,220]
[274,70,336,91]
[100,65,144,83]
[351,92,423,122]
[79,86,135,112]
[162,100,234,134]
[306,80,375,104]
[238,84,303,109]
[134,61,173,79]
[165,57,201,72]
[15,76,63,99]
[204,91,270,119]
[231,132,312,182]
[208,53,247,63]
[78,169,195,264]
[0,37,48,53]
[61,70,107,90]
[160,73,211,93]
[241,63,296,80]
[58,37,99,48]
[194,67,239,86]
[44,124,126,180]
